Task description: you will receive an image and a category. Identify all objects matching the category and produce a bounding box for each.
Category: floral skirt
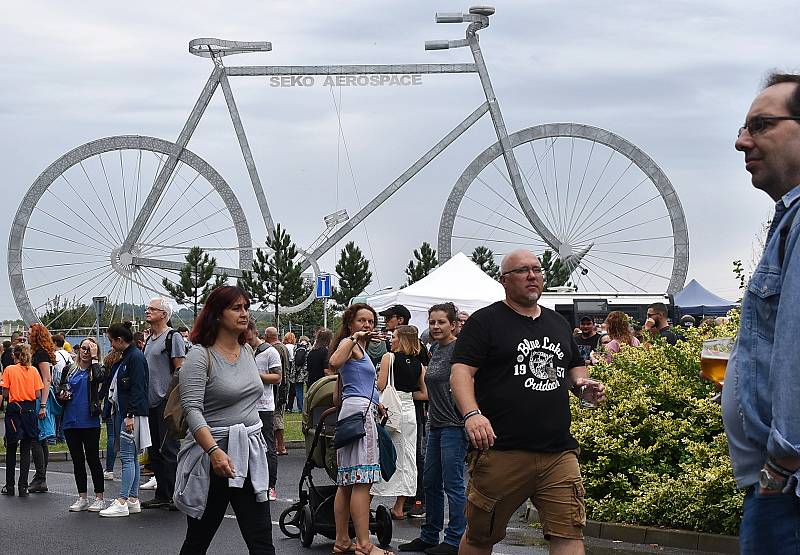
[336,396,380,486]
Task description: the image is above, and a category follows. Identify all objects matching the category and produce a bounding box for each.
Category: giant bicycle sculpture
[9,6,688,328]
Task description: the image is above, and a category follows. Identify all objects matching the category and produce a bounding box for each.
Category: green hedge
[571,314,743,535]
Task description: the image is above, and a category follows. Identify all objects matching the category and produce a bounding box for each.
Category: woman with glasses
[99,321,151,517]
[400,303,466,555]
[61,338,106,512]
[1,343,44,496]
[175,286,274,554]
[28,322,57,493]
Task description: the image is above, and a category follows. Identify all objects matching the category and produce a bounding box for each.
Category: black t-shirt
[658,327,683,346]
[1,349,14,369]
[389,352,422,393]
[32,348,52,374]
[306,347,329,386]
[452,301,583,452]
[575,333,600,363]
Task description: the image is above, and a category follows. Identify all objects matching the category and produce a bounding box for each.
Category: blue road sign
[316,273,331,299]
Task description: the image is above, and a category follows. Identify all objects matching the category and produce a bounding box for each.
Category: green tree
[405,241,438,286]
[162,246,228,319]
[331,241,373,307]
[39,295,97,331]
[471,246,500,279]
[540,249,574,290]
[239,224,306,327]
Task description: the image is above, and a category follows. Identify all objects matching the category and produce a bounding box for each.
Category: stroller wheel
[279,503,303,539]
[300,504,315,547]
[374,505,393,548]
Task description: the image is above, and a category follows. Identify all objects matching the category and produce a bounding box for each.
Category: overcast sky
[0,0,792,321]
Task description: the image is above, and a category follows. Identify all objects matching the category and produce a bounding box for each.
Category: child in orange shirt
[1,343,43,496]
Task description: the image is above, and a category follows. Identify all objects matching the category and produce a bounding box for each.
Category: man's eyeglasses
[738,115,800,137]
[501,265,544,277]
[145,306,165,313]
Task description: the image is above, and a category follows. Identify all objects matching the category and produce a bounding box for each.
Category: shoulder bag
[163,347,213,440]
[333,343,375,450]
[380,353,403,433]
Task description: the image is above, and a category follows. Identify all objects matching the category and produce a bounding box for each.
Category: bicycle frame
[124,8,558,278]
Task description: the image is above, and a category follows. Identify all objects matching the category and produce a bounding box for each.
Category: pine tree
[540,249,575,290]
[405,241,438,285]
[471,246,500,279]
[331,241,373,307]
[162,246,228,319]
[239,224,306,326]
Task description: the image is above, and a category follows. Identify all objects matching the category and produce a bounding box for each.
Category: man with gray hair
[451,249,605,555]
[141,297,186,509]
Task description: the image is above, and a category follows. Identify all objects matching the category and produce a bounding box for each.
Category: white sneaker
[103,471,115,481]
[268,487,277,501]
[68,497,90,512]
[140,477,157,490]
[99,499,130,517]
[127,498,141,514]
[87,498,105,512]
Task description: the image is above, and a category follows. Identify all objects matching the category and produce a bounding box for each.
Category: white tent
[366,252,505,331]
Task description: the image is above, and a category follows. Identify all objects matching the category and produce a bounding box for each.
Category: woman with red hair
[28,323,57,493]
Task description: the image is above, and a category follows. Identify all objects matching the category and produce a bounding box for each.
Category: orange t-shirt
[0,364,44,402]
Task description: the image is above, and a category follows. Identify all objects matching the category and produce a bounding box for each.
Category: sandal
[356,543,394,555]
[333,541,357,554]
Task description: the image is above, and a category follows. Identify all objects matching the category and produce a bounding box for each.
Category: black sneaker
[28,482,48,493]
[17,485,28,497]
[408,500,426,518]
[1,485,13,496]
[398,538,437,552]
[424,543,459,555]
[141,497,172,509]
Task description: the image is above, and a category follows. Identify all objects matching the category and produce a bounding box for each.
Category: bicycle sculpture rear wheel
[9,135,253,329]
[438,123,689,294]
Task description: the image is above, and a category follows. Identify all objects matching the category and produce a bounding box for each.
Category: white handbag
[380,353,404,433]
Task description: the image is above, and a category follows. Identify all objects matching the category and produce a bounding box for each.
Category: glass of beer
[700,338,734,386]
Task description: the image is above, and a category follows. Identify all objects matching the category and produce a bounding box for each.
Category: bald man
[451,249,605,555]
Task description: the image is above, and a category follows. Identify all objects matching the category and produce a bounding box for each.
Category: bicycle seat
[189,38,272,58]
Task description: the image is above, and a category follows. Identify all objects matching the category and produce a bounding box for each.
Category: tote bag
[380,353,404,433]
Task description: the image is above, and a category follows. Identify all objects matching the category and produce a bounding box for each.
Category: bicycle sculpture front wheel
[9,135,253,330]
[438,123,689,294]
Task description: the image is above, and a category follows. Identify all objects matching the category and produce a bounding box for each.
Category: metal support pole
[92,296,107,359]
[323,298,328,330]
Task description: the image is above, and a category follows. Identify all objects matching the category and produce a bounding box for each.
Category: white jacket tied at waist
[174,421,268,519]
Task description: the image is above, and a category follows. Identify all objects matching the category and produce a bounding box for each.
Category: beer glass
[700,338,734,386]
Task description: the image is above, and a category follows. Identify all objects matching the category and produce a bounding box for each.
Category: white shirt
[53,348,72,385]
[255,345,281,412]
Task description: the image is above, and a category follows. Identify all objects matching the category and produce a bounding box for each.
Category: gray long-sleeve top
[179,345,262,434]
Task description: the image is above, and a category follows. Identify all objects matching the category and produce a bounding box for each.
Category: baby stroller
[279,375,393,548]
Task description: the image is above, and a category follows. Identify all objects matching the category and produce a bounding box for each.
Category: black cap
[380,304,412,324]
[579,316,593,324]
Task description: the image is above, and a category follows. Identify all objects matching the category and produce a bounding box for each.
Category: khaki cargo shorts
[463,448,585,548]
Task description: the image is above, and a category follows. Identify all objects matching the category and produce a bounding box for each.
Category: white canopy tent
[366,252,505,331]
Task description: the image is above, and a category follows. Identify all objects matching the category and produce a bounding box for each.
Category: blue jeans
[105,419,117,472]
[740,487,800,554]
[294,383,304,412]
[421,426,468,547]
[117,416,140,500]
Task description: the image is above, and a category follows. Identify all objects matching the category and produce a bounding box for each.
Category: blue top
[723,185,800,495]
[62,369,100,430]
[339,350,379,404]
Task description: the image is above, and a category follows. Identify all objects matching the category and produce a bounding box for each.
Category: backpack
[294,344,309,370]
[144,329,179,374]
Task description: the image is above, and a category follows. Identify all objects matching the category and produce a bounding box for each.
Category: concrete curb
[524,505,738,554]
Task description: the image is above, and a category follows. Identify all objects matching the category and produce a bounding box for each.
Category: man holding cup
[724,72,800,552]
[450,248,604,555]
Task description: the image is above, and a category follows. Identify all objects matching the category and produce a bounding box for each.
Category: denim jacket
[730,185,800,495]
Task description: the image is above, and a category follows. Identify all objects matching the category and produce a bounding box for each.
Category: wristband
[767,458,793,477]
[207,445,220,456]
[349,336,357,343]
[40,404,47,408]
[463,409,482,423]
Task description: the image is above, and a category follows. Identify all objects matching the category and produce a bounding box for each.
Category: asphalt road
[0,449,717,554]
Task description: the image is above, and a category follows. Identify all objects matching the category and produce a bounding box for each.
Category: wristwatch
[349,336,357,343]
[759,467,787,490]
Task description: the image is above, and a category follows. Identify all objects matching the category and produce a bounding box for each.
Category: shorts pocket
[572,480,586,527]
[467,486,498,539]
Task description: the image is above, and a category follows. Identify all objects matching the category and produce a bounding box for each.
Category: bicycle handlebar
[189,38,272,58]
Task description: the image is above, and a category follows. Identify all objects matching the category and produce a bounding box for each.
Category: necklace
[503,300,541,320]
[214,344,240,362]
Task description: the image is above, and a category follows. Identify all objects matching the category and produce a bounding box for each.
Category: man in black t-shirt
[644,302,684,345]
[451,249,605,555]
[574,316,600,364]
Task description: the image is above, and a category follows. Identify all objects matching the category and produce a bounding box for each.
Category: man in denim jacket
[724,72,800,552]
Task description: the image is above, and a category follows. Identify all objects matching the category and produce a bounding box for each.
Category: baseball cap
[579,316,593,324]
[379,305,412,323]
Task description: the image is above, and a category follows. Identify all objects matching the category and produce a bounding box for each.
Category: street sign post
[316,274,331,329]
[92,296,107,358]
